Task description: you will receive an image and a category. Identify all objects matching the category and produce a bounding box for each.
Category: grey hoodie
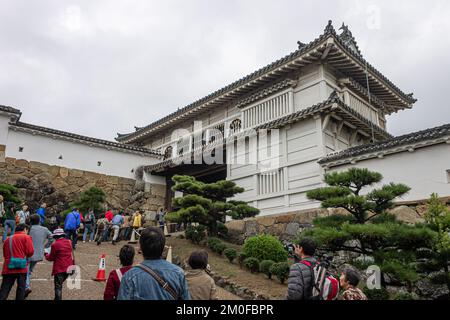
[29,225,52,262]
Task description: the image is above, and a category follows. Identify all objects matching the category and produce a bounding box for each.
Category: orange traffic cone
[166,246,172,263]
[164,224,170,237]
[129,228,138,244]
[93,254,106,282]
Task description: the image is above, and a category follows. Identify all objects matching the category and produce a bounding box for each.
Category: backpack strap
[299,259,316,299]
[116,268,123,282]
[300,260,312,267]
[136,264,178,300]
[9,234,14,259]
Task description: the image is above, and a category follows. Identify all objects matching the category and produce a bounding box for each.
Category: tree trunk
[209,220,218,236]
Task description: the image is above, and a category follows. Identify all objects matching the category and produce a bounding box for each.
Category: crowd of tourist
[0,195,366,301]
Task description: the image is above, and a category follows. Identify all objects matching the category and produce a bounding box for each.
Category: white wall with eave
[228,117,325,216]
[3,125,162,181]
[326,143,450,201]
[0,115,10,146]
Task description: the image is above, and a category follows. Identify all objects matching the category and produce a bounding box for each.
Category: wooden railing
[243,92,292,128]
[258,168,285,195]
[343,90,380,127]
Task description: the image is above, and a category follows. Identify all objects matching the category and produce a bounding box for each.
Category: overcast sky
[1,0,449,141]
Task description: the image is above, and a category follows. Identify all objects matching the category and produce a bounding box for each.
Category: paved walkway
[0,240,240,300]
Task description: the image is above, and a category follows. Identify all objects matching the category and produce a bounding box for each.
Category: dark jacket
[286,257,317,300]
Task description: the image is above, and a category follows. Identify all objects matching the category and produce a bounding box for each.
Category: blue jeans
[2,220,16,242]
[25,261,38,290]
[82,224,95,241]
[65,229,78,249]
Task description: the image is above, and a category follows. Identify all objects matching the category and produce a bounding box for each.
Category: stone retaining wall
[0,157,165,215]
[225,199,450,244]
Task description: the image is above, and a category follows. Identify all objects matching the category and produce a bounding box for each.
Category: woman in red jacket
[0,224,34,300]
[103,244,135,300]
[45,228,75,300]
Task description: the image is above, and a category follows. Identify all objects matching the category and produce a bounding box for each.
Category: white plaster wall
[228,116,326,216]
[6,129,161,180]
[0,113,10,146]
[328,143,450,201]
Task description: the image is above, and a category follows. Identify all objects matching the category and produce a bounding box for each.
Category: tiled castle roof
[117,20,416,143]
[0,104,22,116]
[319,123,450,165]
[10,121,162,157]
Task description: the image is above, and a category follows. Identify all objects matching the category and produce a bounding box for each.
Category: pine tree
[306,168,411,224]
[167,175,259,235]
[0,183,22,204]
[302,168,437,287]
[421,193,450,292]
[62,187,106,217]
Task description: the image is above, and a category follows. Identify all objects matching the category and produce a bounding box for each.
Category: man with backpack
[64,208,80,250]
[83,209,96,243]
[111,211,124,245]
[117,227,190,300]
[287,238,318,300]
[286,238,339,300]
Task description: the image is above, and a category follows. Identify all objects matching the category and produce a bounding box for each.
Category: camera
[283,241,296,255]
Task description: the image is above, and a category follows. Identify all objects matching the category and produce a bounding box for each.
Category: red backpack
[301,260,339,300]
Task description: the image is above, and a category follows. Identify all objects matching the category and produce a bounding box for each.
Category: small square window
[18,147,24,152]
[97,161,102,167]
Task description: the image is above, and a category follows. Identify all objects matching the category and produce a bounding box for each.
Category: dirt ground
[166,236,288,300]
[0,238,240,300]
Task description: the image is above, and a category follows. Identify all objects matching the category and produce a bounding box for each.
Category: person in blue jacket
[64,208,80,249]
[36,203,47,225]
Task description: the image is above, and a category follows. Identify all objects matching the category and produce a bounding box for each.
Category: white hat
[52,228,65,237]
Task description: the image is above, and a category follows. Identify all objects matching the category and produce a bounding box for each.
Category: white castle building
[1,21,449,216]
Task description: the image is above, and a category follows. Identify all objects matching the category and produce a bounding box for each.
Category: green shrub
[259,260,275,279]
[237,252,247,269]
[0,183,21,204]
[270,262,290,284]
[165,211,181,223]
[243,257,260,273]
[363,287,389,300]
[243,235,288,263]
[185,225,207,244]
[207,237,222,249]
[217,221,228,238]
[392,292,416,300]
[213,242,227,255]
[224,248,237,263]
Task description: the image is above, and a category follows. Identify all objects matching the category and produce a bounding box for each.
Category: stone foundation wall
[0,157,166,215]
[226,199,450,244]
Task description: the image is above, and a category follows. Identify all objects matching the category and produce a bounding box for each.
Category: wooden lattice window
[163,146,173,160]
[230,119,242,135]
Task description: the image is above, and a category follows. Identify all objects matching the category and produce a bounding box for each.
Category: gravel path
[0,240,240,300]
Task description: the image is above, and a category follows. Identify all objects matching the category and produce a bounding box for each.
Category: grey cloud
[0,0,449,140]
